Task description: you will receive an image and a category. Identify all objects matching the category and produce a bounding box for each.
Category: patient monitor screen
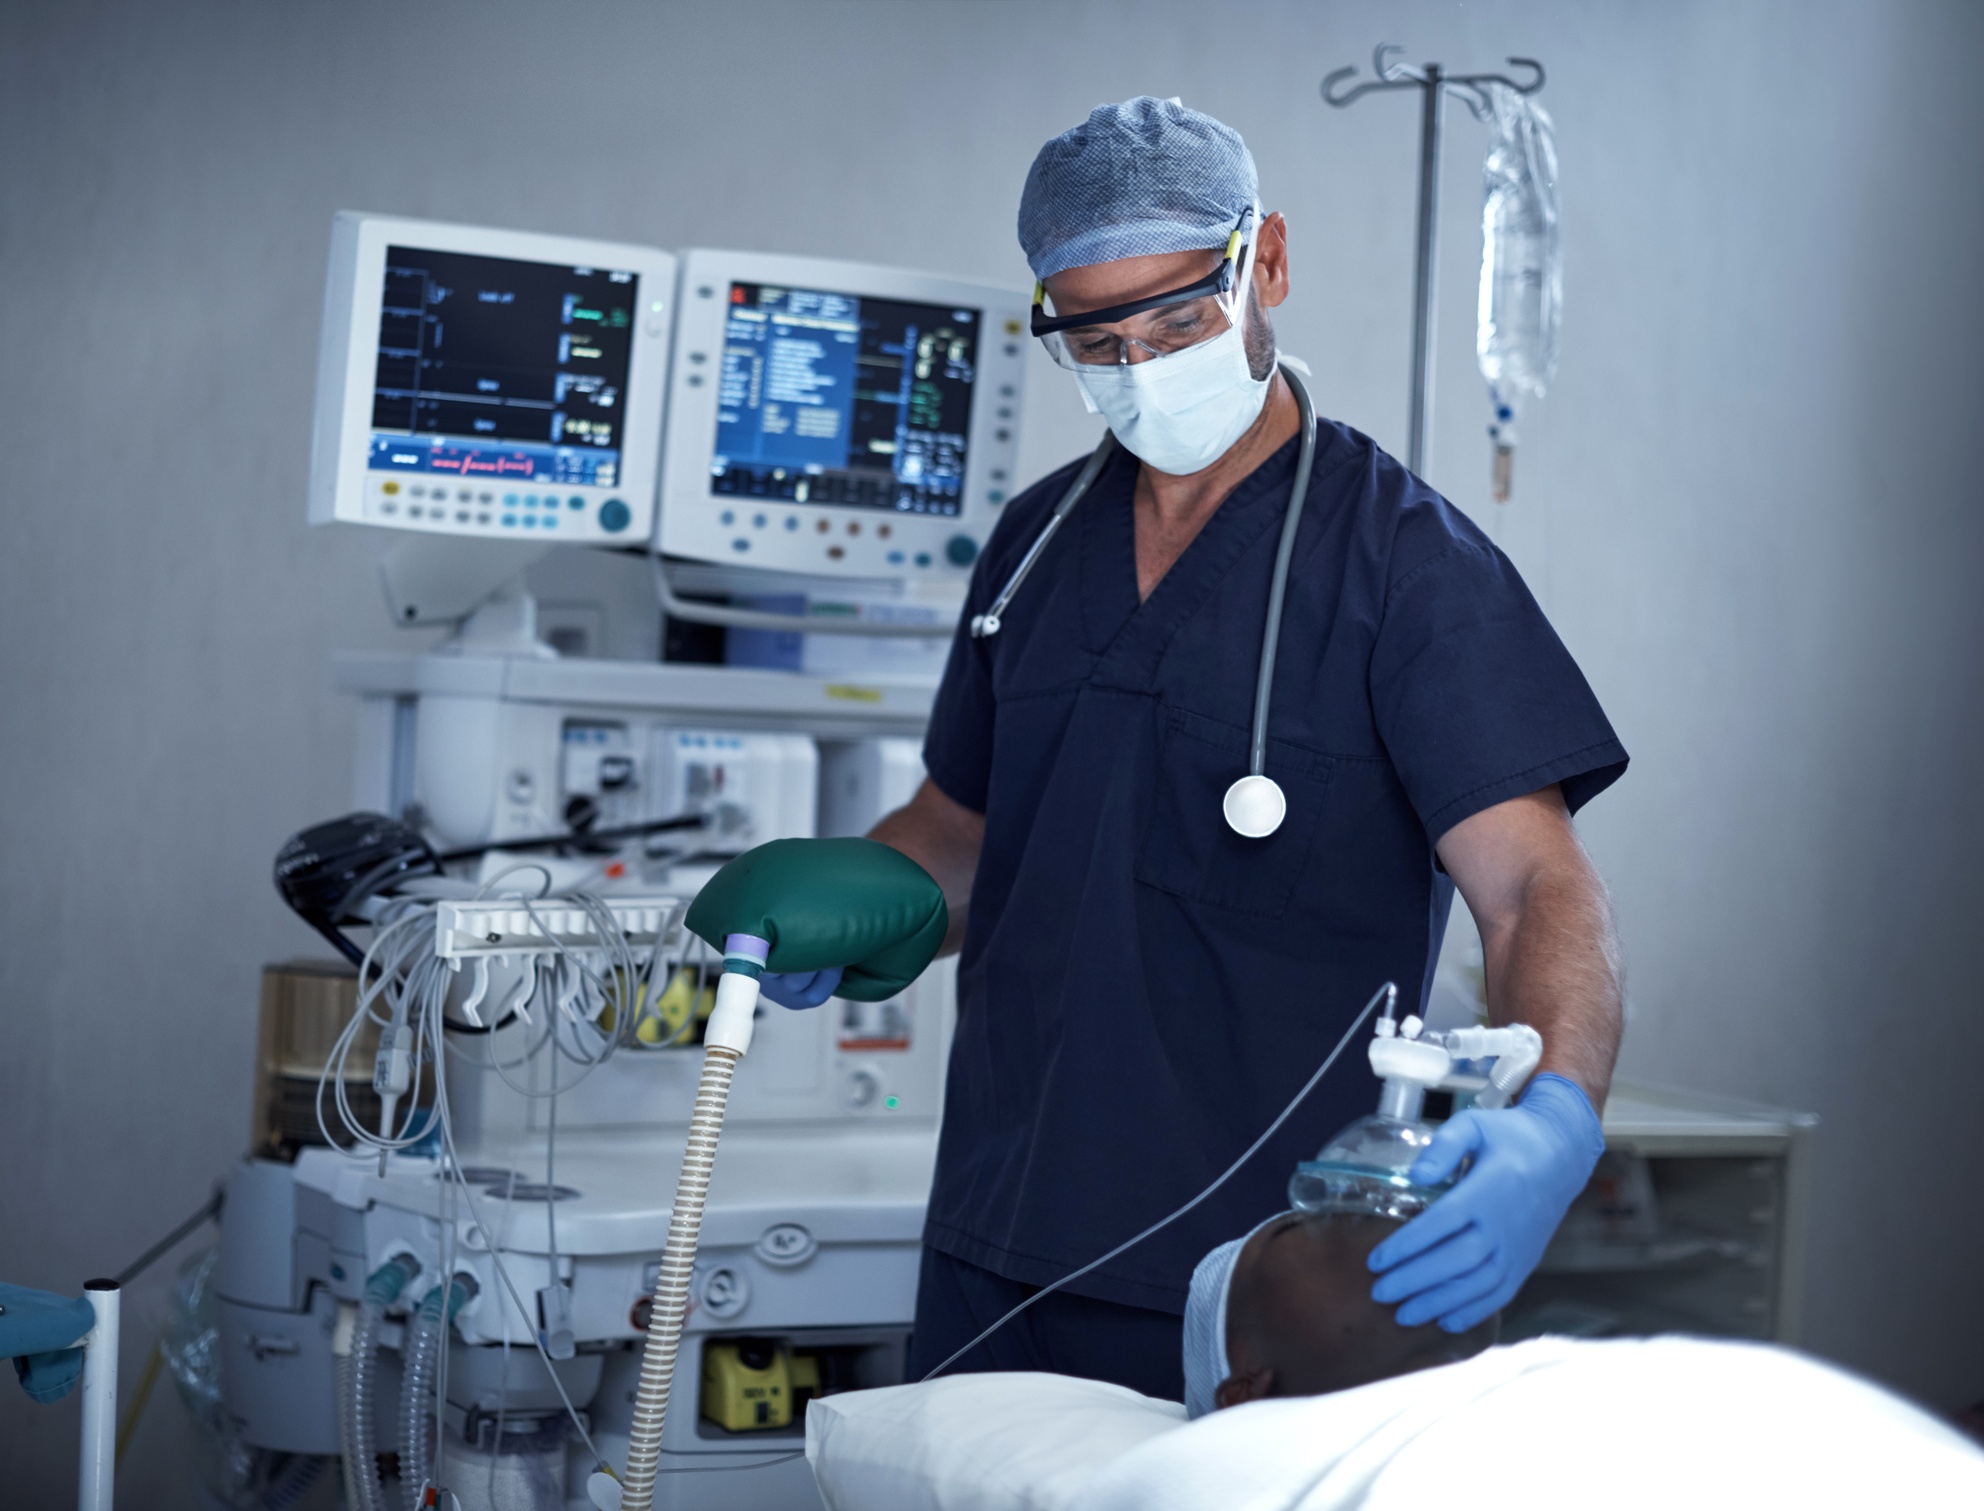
[370,247,637,488]
[713,282,979,517]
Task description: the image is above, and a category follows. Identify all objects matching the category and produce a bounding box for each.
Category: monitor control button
[946,534,979,566]
[599,499,632,532]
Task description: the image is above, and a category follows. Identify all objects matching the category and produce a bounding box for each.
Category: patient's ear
[1214,1366,1274,1409]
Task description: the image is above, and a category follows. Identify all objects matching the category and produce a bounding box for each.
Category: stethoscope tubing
[1249,364,1317,777]
[972,360,1318,787]
[968,432,1119,638]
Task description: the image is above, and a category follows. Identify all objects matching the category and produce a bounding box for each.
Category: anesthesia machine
[213,212,1030,1510]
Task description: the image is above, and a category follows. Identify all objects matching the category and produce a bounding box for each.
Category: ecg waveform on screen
[424,447,540,478]
[368,247,636,482]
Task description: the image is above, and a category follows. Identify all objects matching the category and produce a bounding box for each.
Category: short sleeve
[1370,537,1627,843]
[921,564,1000,814]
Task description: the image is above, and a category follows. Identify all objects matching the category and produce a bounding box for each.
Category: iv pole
[1322,45,1545,478]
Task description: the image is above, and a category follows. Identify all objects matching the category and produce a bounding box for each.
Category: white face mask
[1070,308,1270,476]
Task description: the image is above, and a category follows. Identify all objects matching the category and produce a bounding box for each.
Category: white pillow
[805,1371,1187,1511]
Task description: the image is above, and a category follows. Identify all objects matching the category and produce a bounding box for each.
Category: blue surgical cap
[1181,1213,1284,1419]
[1018,97,1259,280]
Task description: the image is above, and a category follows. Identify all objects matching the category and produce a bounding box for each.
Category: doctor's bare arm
[869,778,986,957]
[1433,784,1624,1109]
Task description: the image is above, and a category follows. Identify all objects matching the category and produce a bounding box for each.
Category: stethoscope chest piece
[1222,773,1287,838]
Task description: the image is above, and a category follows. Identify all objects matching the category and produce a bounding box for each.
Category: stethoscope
[968,360,1318,839]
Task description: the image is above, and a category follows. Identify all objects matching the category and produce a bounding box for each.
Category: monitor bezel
[657,249,1029,581]
[309,212,678,544]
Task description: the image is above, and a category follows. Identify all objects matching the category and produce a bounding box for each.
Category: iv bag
[1476,83,1560,501]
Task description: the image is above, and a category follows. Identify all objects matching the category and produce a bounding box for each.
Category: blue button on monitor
[544,514,559,528]
[720,509,735,526]
[503,493,518,506]
[732,538,750,552]
[946,534,979,566]
[501,514,517,528]
[599,498,631,533]
[568,495,582,509]
[524,494,539,507]
[785,516,799,531]
[914,552,932,568]
[887,550,905,565]
[522,515,538,528]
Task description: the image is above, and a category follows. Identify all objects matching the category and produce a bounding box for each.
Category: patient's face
[1214,1212,1499,1410]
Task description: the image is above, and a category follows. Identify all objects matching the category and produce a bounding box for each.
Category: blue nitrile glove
[1,1281,97,1404]
[1368,1073,1605,1333]
[755,966,844,1010]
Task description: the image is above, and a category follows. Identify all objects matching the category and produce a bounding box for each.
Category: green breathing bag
[683,838,948,1002]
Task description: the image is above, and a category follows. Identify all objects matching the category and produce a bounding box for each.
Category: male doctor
[764,98,1628,1399]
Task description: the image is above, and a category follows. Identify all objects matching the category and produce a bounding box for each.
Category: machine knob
[696,1265,751,1320]
[845,1068,882,1108]
[756,1223,817,1267]
[599,498,632,533]
[945,534,979,566]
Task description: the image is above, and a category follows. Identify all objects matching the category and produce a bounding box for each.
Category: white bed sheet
[807,1338,1984,1511]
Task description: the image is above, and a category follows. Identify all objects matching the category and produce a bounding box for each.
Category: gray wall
[3,0,1979,1498]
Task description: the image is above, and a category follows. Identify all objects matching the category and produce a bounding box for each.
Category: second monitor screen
[713,282,978,516]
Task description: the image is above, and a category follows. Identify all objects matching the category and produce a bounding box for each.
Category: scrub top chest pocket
[1136,707,1333,918]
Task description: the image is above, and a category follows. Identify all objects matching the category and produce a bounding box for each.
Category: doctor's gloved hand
[1367,1073,1605,1333]
[754,966,845,1010]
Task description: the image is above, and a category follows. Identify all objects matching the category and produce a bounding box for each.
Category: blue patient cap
[1181,1213,1284,1419]
[1018,97,1259,280]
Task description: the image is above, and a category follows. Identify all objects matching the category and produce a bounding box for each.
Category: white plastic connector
[703,972,760,1055]
[373,1026,412,1096]
[1369,1034,1452,1086]
[432,896,681,961]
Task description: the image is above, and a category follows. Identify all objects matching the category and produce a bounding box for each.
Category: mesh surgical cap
[1181,1213,1284,1420]
[1018,97,1259,280]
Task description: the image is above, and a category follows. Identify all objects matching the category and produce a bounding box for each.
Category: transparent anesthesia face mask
[1288,1003,1545,1221]
[1288,1110,1456,1221]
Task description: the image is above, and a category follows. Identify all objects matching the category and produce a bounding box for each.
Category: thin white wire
[309,880,692,1481]
[917,982,1395,1383]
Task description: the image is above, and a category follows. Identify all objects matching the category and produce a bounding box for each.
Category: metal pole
[1406,65,1446,477]
[78,1279,119,1511]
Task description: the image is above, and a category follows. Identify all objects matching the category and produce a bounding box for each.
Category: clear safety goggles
[1030,206,1259,370]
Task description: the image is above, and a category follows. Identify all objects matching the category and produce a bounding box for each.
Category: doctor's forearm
[869,778,985,956]
[1477,864,1623,1109]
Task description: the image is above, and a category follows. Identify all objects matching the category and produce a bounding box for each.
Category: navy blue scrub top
[920,418,1628,1315]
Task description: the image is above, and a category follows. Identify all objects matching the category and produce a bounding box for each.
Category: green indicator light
[883,1095,900,1110]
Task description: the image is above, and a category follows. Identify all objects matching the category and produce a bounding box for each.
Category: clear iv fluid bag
[1476,83,1561,403]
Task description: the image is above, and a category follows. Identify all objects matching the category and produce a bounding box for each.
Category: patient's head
[1207,1212,1498,1411]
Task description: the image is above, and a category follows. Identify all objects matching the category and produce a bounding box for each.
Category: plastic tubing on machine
[398,1272,477,1511]
[618,933,767,1511]
[336,1254,420,1511]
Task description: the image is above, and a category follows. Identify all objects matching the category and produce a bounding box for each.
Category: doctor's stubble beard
[1244,288,1278,382]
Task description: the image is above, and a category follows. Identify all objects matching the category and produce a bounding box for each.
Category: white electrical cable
[917,982,1396,1384]
[311,881,688,1502]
